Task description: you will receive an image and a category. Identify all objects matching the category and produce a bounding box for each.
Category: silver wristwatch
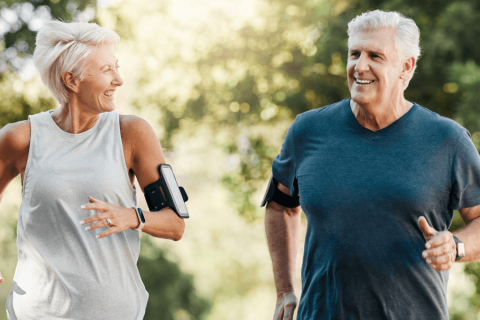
[453,235,465,261]
[133,207,146,231]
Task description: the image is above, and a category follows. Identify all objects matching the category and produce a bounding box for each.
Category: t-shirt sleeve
[272,118,298,197]
[449,130,480,210]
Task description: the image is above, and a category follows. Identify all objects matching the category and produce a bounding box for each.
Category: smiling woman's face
[76,42,123,113]
[347,28,405,107]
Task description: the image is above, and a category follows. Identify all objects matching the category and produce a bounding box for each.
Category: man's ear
[401,57,415,80]
[62,71,80,93]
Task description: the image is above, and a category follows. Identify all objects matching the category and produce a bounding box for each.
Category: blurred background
[1,0,480,319]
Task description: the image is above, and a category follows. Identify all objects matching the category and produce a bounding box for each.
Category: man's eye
[351,52,360,57]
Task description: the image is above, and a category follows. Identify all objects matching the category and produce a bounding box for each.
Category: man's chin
[350,94,372,105]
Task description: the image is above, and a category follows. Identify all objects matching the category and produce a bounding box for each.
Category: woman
[265,10,480,320]
[0,21,185,319]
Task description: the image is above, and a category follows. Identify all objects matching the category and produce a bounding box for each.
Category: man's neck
[350,98,413,132]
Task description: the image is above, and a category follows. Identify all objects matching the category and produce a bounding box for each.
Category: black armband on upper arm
[144,164,189,218]
[260,176,300,208]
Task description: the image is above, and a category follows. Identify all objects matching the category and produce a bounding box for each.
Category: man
[264,10,480,320]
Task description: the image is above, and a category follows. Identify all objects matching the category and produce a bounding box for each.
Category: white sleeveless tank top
[7,111,148,320]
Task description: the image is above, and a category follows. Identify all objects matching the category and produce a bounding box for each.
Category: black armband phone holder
[144,164,189,219]
[260,176,300,208]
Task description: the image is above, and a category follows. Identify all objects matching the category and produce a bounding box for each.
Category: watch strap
[133,207,145,231]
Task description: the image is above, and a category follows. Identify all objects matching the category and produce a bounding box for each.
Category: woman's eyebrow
[99,60,119,70]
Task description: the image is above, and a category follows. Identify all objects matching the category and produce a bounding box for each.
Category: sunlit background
[1,0,480,319]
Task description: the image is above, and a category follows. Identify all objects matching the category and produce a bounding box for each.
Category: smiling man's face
[347,27,405,107]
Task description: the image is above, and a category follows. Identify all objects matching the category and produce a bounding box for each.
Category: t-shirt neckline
[346,98,418,135]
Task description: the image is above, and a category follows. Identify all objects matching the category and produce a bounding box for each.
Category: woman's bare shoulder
[118,114,164,164]
[0,120,31,156]
[119,114,153,131]
[118,114,158,141]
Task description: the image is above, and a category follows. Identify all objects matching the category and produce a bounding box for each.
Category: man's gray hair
[347,10,421,89]
[33,21,120,106]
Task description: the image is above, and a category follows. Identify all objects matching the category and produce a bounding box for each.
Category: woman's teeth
[103,91,114,97]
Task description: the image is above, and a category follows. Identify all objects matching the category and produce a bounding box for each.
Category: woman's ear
[62,71,80,93]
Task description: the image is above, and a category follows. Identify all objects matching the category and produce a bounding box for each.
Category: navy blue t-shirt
[272,99,480,320]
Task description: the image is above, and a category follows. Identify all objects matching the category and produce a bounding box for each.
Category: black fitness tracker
[133,207,145,231]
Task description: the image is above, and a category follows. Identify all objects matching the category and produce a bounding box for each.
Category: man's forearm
[454,216,480,262]
[265,201,301,296]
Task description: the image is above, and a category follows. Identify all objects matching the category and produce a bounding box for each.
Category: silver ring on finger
[106,218,112,227]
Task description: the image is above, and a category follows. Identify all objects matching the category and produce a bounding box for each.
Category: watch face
[138,207,146,223]
[458,242,465,257]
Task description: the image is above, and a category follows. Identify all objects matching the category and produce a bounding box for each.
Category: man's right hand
[0,271,4,283]
[274,291,297,320]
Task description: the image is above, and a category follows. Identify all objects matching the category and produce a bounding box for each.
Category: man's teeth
[356,79,374,84]
[104,91,115,97]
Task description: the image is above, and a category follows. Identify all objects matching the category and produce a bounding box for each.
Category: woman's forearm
[141,208,185,241]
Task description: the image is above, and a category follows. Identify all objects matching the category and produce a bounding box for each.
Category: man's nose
[354,53,370,73]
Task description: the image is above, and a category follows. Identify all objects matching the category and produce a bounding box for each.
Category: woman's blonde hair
[34,21,120,106]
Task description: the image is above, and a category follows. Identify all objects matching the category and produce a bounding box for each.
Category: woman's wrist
[129,207,140,229]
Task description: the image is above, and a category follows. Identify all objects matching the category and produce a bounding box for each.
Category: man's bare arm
[454,205,480,262]
[265,182,302,297]
[420,203,480,270]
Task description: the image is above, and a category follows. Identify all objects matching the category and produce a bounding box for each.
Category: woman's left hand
[80,197,139,239]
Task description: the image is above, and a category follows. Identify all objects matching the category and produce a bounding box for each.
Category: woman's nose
[113,70,124,86]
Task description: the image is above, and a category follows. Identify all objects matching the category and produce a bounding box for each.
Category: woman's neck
[52,98,100,134]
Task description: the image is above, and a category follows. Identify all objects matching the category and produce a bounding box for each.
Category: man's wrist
[277,288,295,299]
[453,234,465,261]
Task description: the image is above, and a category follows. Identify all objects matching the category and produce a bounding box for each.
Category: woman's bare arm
[121,115,185,240]
[80,115,185,241]
[0,120,30,202]
[0,120,30,283]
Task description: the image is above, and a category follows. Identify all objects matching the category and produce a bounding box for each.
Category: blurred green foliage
[138,239,210,320]
[2,0,480,318]
[1,0,96,54]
